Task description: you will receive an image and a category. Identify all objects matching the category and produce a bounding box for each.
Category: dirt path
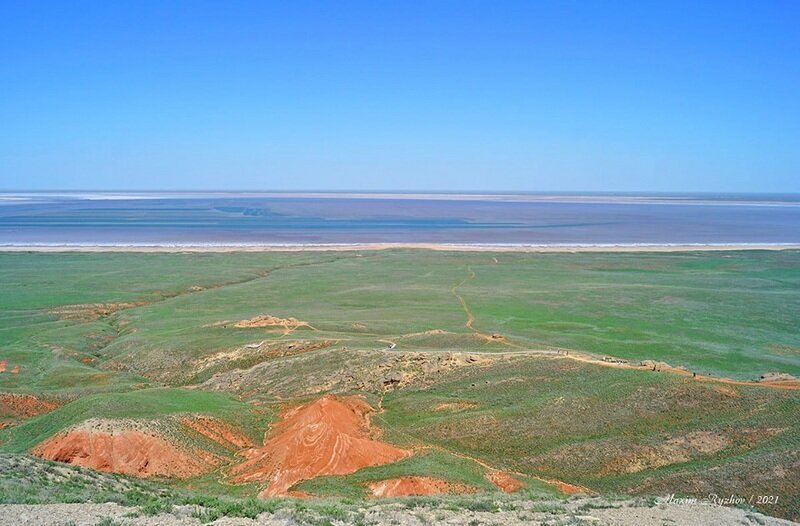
[549,350,800,390]
[373,385,591,496]
[451,267,526,349]
[451,266,477,331]
[377,339,397,350]
[428,347,800,391]
[421,442,594,495]
[402,432,591,495]
[450,267,800,391]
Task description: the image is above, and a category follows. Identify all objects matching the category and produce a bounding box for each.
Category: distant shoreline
[3,190,800,207]
[2,243,799,253]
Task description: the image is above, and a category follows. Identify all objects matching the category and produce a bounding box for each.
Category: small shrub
[314,503,347,520]
[468,500,498,512]
[192,508,221,523]
[140,498,172,516]
[531,502,566,514]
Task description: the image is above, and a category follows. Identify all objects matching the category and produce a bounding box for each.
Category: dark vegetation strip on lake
[1,193,799,245]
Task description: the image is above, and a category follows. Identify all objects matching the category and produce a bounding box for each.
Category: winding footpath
[451,266,800,391]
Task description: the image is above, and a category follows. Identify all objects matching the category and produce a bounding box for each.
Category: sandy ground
[1,497,796,526]
[1,243,799,253]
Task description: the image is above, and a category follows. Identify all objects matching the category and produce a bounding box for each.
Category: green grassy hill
[1,249,798,519]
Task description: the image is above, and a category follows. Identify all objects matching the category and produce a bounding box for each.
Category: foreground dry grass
[2,496,797,526]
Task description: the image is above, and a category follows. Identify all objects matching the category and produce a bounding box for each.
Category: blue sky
[1,1,798,192]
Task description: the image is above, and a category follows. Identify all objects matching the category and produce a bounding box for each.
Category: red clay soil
[552,480,588,494]
[180,415,253,450]
[32,424,210,478]
[228,395,411,497]
[368,476,476,497]
[194,448,226,467]
[0,393,59,418]
[0,361,5,373]
[487,470,524,493]
[10,366,20,374]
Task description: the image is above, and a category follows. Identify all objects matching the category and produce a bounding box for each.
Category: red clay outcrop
[228,395,411,497]
[487,470,524,493]
[32,420,209,478]
[0,362,22,375]
[553,480,588,494]
[368,476,476,497]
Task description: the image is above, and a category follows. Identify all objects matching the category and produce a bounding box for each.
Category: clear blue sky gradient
[1,1,798,192]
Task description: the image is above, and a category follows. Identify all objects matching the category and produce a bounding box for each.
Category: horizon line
[3,189,800,196]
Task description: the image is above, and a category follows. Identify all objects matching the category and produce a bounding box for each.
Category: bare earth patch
[368,476,476,497]
[713,385,740,398]
[193,339,335,373]
[228,395,411,497]
[48,302,148,321]
[32,419,212,478]
[397,329,452,338]
[432,401,479,412]
[757,372,800,388]
[232,314,315,334]
[0,393,60,418]
[486,470,524,493]
[601,431,732,474]
[551,480,588,494]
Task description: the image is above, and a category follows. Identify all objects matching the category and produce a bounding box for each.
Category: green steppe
[1,250,798,520]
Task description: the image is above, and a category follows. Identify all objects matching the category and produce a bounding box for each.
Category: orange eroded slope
[369,476,475,497]
[228,395,411,497]
[32,421,210,478]
[180,415,253,450]
[552,480,588,494]
[487,470,524,492]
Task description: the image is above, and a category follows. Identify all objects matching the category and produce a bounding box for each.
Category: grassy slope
[465,251,800,377]
[80,249,800,380]
[292,449,563,503]
[0,250,798,518]
[4,250,797,389]
[379,357,799,493]
[0,251,352,395]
